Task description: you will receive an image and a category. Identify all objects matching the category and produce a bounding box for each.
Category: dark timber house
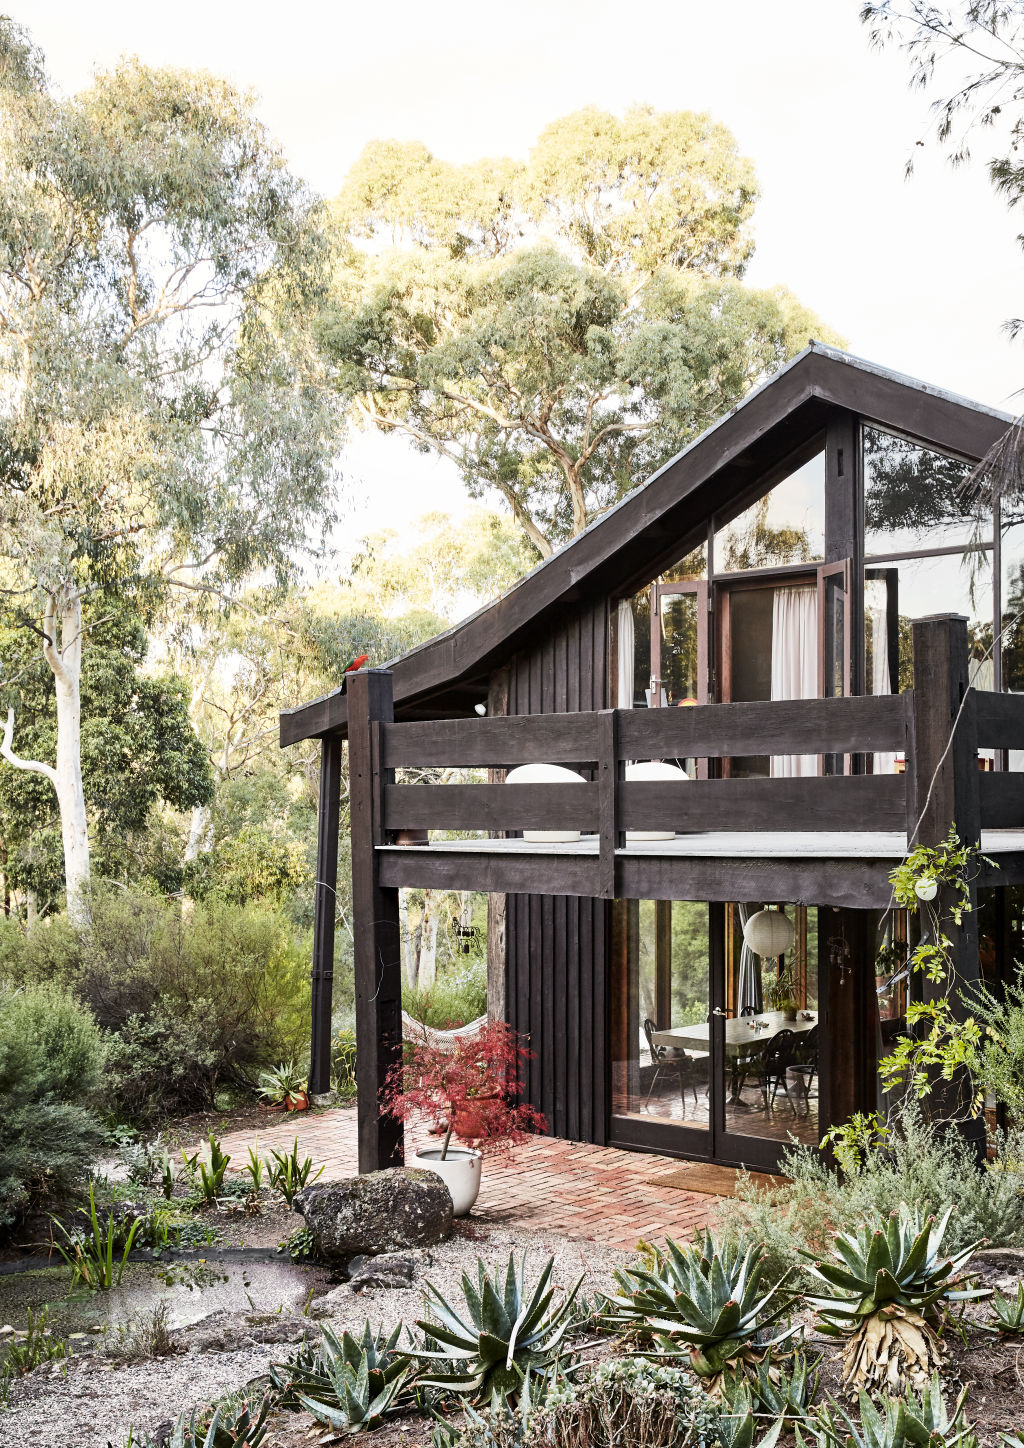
[281,341,1024,1175]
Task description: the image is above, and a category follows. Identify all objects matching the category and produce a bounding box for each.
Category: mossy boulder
[293,1167,453,1261]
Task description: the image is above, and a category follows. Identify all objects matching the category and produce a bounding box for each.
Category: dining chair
[756,1027,799,1116]
[642,1018,706,1111]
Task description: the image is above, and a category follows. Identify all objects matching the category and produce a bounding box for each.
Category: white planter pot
[504,762,587,843]
[413,1147,482,1217]
[624,760,689,841]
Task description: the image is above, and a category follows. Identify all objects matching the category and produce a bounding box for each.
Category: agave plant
[413,1253,583,1405]
[603,1231,798,1382]
[807,1375,978,1448]
[803,1206,984,1394]
[730,1351,819,1428]
[272,1321,413,1434]
[989,1281,1024,1334]
[161,1395,272,1448]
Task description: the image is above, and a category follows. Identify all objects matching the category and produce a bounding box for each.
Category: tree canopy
[318,105,843,558]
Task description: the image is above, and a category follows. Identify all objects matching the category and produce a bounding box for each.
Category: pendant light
[742,906,795,961]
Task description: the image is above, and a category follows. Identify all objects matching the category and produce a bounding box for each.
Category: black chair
[755,1027,799,1116]
[642,1018,707,1111]
[786,1026,819,1115]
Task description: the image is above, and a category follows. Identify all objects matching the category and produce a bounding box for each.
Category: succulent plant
[413,1253,583,1405]
[803,1205,984,1394]
[603,1230,797,1381]
[272,1321,413,1434]
[715,1381,785,1448]
[805,1375,978,1448]
[727,1352,819,1428]
[147,1395,272,1448]
[989,1281,1024,1334]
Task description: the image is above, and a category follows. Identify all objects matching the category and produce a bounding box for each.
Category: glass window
[1002,523,1024,694]
[662,542,708,583]
[864,550,993,695]
[715,452,825,573]
[611,899,710,1131]
[864,427,982,556]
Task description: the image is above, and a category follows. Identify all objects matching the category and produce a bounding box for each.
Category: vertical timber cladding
[503,597,611,1145]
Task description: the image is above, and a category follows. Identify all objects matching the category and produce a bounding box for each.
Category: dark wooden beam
[348,669,404,1173]
[908,615,984,1155]
[309,734,342,1097]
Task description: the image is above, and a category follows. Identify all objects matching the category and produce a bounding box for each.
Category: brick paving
[206,1106,718,1251]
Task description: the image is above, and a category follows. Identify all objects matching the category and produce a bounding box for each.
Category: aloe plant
[803,1206,984,1394]
[413,1253,583,1404]
[806,1376,978,1448]
[729,1352,819,1427]
[715,1381,785,1448]
[272,1321,413,1434]
[113,1396,272,1448]
[604,1230,797,1381]
[989,1281,1024,1334]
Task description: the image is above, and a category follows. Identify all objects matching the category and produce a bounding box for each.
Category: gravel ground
[0,1220,632,1448]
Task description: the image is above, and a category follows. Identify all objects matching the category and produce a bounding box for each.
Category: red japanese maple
[381,1019,546,1161]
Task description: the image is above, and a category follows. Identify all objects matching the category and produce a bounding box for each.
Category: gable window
[714,452,825,573]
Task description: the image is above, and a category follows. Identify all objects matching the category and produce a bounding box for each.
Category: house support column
[908,614,984,1157]
[348,669,404,1173]
[309,733,342,1098]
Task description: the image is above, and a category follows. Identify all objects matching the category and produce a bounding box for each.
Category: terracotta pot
[453,1093,501,1140]
[285,1090,309,1112]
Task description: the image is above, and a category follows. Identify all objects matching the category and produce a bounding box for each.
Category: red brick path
[207,1107,718,1251]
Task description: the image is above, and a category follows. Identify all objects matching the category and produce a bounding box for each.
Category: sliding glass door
[610,899,825,1171]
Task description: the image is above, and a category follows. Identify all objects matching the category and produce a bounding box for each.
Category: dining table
[651,1010,818,1106]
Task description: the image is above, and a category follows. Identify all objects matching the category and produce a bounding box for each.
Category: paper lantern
[505,763,587,843]
[743,907,795,960]
[624,760,689,842]
[915,876,938,902]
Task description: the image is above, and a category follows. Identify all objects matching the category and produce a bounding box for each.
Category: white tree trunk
[399,889,416,988]
[418,890,438,990]
[184,803,212,863]
[1,590,91,926]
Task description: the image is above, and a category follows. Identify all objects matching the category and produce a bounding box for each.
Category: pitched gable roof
[281,342,1014,745]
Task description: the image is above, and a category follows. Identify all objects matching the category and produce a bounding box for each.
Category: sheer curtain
[868,586,897,775]
[616,599,635,709]
[770,586,818,777]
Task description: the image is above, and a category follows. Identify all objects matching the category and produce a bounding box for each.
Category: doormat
[647,1163,789,1198]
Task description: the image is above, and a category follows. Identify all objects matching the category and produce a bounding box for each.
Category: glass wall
[714,452,825,572]
[611,899,711,1131]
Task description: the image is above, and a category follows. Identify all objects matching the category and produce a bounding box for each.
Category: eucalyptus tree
[320,105,841,557]
[0,22,342,921]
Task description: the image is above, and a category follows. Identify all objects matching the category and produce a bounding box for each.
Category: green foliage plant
[413,1253,583,1405]
[244,1145,266,1195]
[804,1205,984,1394]
[988,1281,1024,1333]
[332,1028,358,1098]
[1,1307,69,1383]
[272,1322,413,1433]
[804,1375,978,1448]
[715,1382,784,1448]
[191,1135,231,1204]
[159,1395,273,1448]
[102,1302,176,1364]
[604,1230,797,1383]
[0,980,105,1229]
[256,1060,308,1106]
[53,1181,141,1291]
[731,1352,819,1429]
[267,1137,323,1207]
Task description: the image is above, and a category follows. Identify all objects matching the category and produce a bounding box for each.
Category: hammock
[401,1011,488,1048]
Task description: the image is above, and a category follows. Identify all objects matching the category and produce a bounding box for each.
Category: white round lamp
[743,907,795,961]
[624,760,689,841]
[504,763,587,843]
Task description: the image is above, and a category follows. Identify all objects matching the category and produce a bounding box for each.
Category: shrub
[720,1100,1024,1286]
[0,982,105,1230]
[0,888,312,1124]
[405,957,487,1029]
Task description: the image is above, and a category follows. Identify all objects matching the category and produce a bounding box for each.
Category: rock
[175,1309,319,1354]
[348,1248,431,1291]
[294,1168,453,1262]
[972,1247,1024,1274]
[307,1283,353,1317]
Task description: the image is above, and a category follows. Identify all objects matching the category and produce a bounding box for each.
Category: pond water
[0,1255,332,1365]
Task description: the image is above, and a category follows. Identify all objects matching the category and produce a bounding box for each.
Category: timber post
[309,733,343,1098]
[348,668,404,1173]
[908,614,984,1154]
[597,709,621,900]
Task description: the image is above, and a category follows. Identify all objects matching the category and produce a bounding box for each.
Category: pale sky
[24,0,1024,545]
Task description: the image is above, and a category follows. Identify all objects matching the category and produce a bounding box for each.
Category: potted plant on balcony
[382,1020,546,1216]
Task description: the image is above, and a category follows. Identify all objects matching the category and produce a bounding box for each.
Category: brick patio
[207,1107,718,1251]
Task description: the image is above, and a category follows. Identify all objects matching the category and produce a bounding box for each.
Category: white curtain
[770,586,818,778]
[617,598,635,709]
[868,585,897,776]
